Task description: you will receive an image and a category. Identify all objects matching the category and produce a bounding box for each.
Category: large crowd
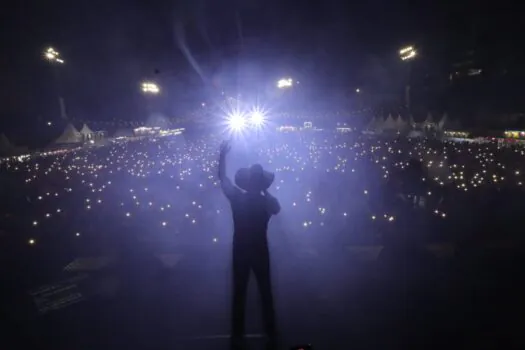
[1,128,525,259]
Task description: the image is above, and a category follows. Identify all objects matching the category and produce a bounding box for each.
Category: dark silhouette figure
[218,141,281,350]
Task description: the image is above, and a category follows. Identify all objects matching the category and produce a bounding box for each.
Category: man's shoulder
[230,193,268,209]
[228,191,245,204]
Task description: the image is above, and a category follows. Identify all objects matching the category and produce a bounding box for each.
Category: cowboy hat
[234,164,275,191]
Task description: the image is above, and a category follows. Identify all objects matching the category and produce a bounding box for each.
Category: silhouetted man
[218,141,281,350]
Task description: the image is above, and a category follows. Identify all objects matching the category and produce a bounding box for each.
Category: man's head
[246,164,265,193]
[235,163,274,193]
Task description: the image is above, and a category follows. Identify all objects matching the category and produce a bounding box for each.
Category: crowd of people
[1,127,524,260]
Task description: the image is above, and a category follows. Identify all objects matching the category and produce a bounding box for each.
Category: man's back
[229,192,272,246]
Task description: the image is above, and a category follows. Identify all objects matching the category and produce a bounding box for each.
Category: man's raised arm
[218,141,240,199]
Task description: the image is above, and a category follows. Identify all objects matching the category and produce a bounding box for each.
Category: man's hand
[218,140,240,199]
[220,140,231,157]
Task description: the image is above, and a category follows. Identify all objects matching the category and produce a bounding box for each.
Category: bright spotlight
[251,110,264,126]
[223,104,268,136]
[228,113,246,131]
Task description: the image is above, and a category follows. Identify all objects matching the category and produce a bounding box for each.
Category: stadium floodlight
[399,45,417,112]
[227,112,246,132]
[277,78,293,89]
[44,47,65,64]
[43,47,68,119]
[250,110,265,127]
[399,46,413,55]
[399,46,417,61]
[141,81,160,94]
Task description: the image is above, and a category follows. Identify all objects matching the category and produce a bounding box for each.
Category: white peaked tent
[438,113,447,130]
[425,112,433,124]
[80,123,97,141]
[383,114,396,130]
[371,116,385,131]
[54,123,82,144]
[0,133,28,156]
[366,116,377,130]
[80,123,94,136]
[0,133,12,148]
[409,115,416,128]
[437,113,462,131]
[395,115,407,130]
[0,133,13,155]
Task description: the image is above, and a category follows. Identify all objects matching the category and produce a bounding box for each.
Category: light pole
[43,47,68,120]
[399,46,417,113]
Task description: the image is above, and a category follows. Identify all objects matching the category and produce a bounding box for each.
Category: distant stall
[277,125,298,132]
[504,130,525,139]
[134,126,160,136]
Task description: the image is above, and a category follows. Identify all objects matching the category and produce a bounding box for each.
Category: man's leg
[231,245,251,342]
[252,245,277,341]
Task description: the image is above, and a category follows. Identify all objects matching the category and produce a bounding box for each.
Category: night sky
[0,0,520,124]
